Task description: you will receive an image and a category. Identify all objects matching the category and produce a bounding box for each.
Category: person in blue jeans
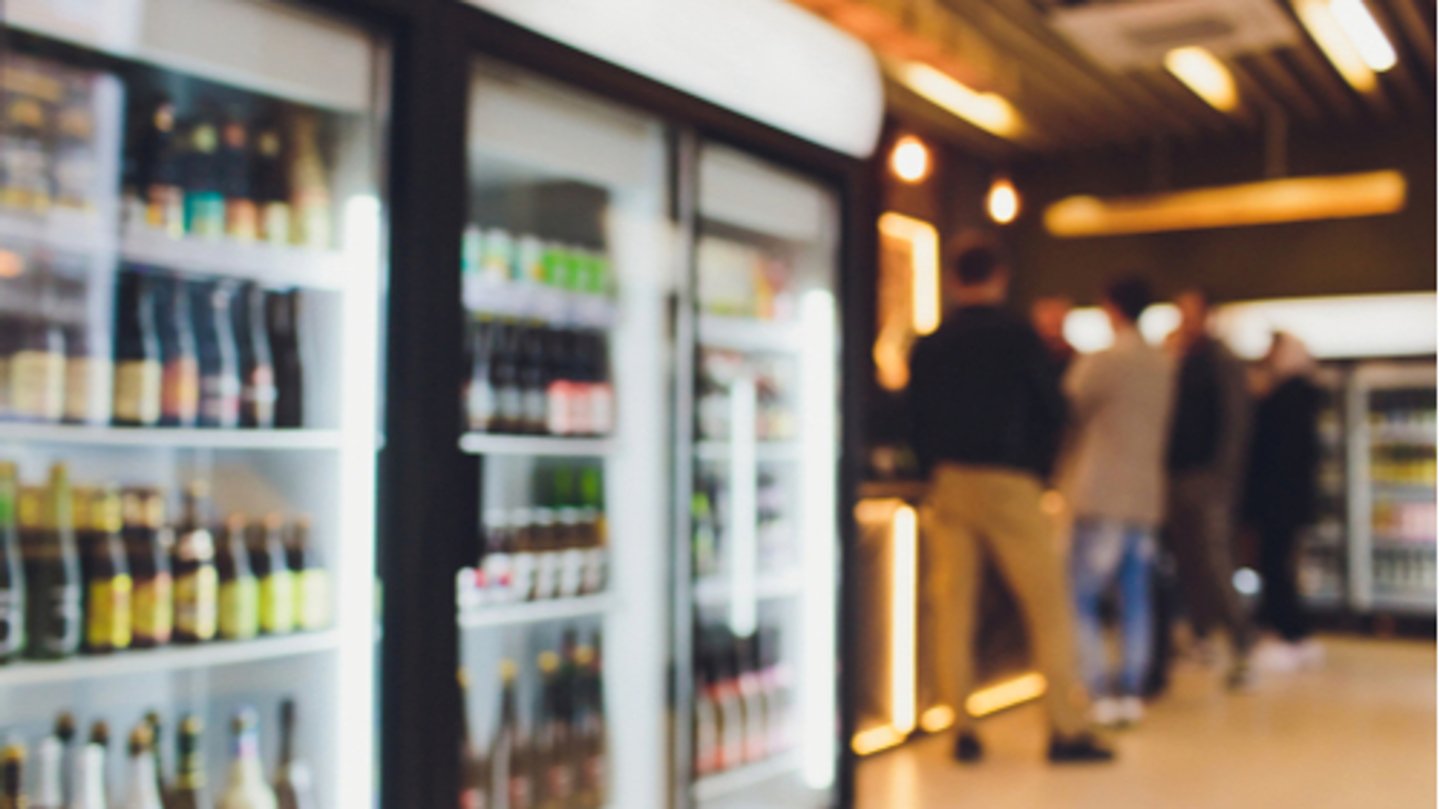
[1058,277,1176,727]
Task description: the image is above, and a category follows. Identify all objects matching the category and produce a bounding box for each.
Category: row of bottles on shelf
[0,462,328,665]
[691,470,792,580]
[460,466,607,609]
[696,237,796,324]
[464,319,612,439]
[1372,546,1436,595]
[1372,499,1436,544]
[0,55,106,215]
[461,227,614,328]
[693,624,793,778]
[1367,389,1436,443]
[124,96,332,250]
[0,701,314,809]
[1369,443,1437,488]
[459,630,608,809]
[0,269,304,429]
[696,350,795,442]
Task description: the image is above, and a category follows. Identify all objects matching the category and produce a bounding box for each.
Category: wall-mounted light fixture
[889,135,932,184]
[884,58,1024,141]
[1294,0,1396,93]
[986,176,1021,225]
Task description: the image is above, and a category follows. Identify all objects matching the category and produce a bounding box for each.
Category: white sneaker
[1294,639,1326,669]
[1117,696,1144,727]
[1091,697,1121,727]
[1252,640,1301,673]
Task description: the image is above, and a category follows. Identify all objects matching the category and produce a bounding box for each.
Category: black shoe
[1047,734,1115,764]
[953,732,983,763]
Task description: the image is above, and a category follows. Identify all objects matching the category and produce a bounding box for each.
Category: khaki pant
[920,464,1090,737]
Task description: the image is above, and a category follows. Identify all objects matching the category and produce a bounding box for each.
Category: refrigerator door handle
[727,374,759,637]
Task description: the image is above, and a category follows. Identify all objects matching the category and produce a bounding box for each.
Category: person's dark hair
[1104,276,1152,324]
[949,243,1006,286]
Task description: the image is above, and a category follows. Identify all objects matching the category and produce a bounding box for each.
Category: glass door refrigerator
[683,143,841,809]
[454,58,674,809]
[1347,362,1437,616]
[0,1,389,806]
[1297,365,1349,611]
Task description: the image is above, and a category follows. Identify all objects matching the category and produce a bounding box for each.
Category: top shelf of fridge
[459,433,616,459]
[120,224,350,291]
[697,314,804,355]
[5,0,379,113]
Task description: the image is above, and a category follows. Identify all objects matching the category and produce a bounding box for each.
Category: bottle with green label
[23,464,81,660]
[0,461,25,663]
[251,514,294,635]
[217,513,259,641]
[171,481,218,644]
[84,486,132,654]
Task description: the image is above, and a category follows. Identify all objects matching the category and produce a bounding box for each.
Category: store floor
[856,636,1436,809]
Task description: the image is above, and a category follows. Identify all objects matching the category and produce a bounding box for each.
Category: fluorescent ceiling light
[1164,46,1240,113]
[1044,170,1406,237]
[1293,0,1389,92]
[1329,0,1398,71]
[884,57,1024,140]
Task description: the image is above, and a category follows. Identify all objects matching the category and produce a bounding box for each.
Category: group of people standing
[908,240,1322,763]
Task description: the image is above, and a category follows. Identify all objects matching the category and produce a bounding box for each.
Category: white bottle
[33,736,65,809]
[218,709,277,809]
[69,744,109,809]
[121,726,163,809]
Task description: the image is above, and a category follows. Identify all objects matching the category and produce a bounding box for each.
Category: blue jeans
[1070,518,1156,698]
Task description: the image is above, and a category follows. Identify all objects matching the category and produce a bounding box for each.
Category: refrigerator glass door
[0,2,389,806]
[456,58,673,809]
[689,143,840,808]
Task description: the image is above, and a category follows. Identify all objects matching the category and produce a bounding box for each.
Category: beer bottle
[464,319,497,433]
[84,486,132,655]
[216,513,259,641]
[480,510,514,605]
[252,127,291,247]
[10,301,66,425]
[285,517,327,632]
[495,661,533,809]
[157,276,200,428]
[219,116,258,242]
[0,461,24,663]
[217,709,277,809]
[251,515,294,635]
[518,325,549,435]
[172,481,218,644]
[87,722,111,800]
[63,310,110,427]
[183,119,225,239]
[169,716,207,809]
[0,742,24,809]
[457,670,489,809]
[126,488,173,648]
[273,700,316,809]
[194,281,241,429]
[579,468,607,595]
[532,509,559,602]
[138,98,184,237]
[286,112,331,250]
[572,643,605,809]
[265,291,304,429]
[535,651,572,809]
[121,725,162,809]
[112,270,162,428]
[53,713,76,808]
[142,712,166,804]
[71,742,108,809]
[33,736,62,809]
[490,323,522,435]
[23,464,81,659]
[509,510,537,603]
[234,284,276,429]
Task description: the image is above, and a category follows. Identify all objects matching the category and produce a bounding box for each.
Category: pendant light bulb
[987,176,1020,225]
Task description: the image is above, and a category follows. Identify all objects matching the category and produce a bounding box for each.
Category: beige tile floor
[856,636,1436,809]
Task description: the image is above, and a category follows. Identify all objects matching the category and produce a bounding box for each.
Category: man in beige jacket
[1060,277,1177,728]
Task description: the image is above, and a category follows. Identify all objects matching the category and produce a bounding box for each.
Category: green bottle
[24,463,81,659]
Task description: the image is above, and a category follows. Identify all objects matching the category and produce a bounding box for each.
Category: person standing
[908,240,1111,764]
[1060,277,1175,728]
[1244,332,1324,667]
[1164,289,1257,688]
[1031,296,1077,377]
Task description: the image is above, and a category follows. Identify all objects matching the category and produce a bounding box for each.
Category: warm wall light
[1164,46,1239,113]
[919,705,956,734]
[986,176,1021,225]
[877,213,941,335]
[889,135,932,184]
[850,725,907,757]
[884,58,1024,140]
[1294,0,1391,92]
[965,672,1047,717]
[890,504,918,736]
[1044,170,1406,237]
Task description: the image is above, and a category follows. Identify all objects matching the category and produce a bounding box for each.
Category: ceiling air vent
[1047,0,1302,71]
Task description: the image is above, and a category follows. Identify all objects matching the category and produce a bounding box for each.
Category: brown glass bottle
[23,465,81,660]
[171,481,217,644]
[169,715,208,809]
[216,513,258,641]
[285,517,327,632]
[251,514,294,635]
[126,488,173,648]
[0,462,24,663]
[83,486,132,655]
[458,669,489,809]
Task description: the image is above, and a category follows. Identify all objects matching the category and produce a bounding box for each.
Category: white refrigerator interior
[0,2,389,807]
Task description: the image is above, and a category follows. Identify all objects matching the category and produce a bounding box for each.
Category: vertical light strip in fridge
[336,194,382,808]
[799,290,838,789]
[727,376,759,636]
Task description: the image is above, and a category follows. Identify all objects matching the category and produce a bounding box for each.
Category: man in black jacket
[909,240,1110,764]
[1164,288,1257,688]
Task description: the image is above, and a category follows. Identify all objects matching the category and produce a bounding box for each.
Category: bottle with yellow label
[172,481,217,644]
[285,517,328,632]
[251,514,293,635]
[216,513,258,641]
[84,486,132,654]
[125,488,173,648]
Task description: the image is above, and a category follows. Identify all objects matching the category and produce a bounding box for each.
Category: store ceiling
[793,0,1437,157]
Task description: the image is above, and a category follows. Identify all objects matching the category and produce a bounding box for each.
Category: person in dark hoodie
[908,237,1111,765]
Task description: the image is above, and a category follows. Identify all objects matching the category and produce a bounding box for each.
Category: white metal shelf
[693,751,801,803]
[459,433,616,458]
[0,424,345,450]
[121,226,349,290]
[0,630,340,688]
[697,314,804,354]
[693,572,806,608]
[0,207,114,256]
[1369,593,1437,614]
[457,593,615,629]
[695,440,802,463]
